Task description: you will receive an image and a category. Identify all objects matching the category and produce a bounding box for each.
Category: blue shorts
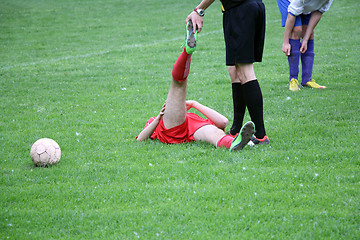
[277,0,311,27]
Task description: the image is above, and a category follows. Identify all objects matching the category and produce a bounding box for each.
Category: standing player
[137,21,255,152]
[278,0,333,91]
[185,0,269,145]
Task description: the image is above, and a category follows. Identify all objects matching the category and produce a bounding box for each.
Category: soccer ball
[30,138,61,167]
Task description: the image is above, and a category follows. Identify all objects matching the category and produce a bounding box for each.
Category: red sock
[172,48,192,81]
[216,135,234,149]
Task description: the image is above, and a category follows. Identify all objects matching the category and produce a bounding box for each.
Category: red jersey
[144,112,214,144]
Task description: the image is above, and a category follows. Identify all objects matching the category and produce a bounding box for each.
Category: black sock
[230,82,246,135]
[242,80,266,139]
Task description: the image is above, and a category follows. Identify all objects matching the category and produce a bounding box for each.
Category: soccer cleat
[230,121,255,152]
[226,131,237,138]
[289,78,301,91]
[185,20,197,54]
[303,79,326,89]
[247,135,270,146]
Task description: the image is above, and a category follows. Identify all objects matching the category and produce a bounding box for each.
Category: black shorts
[223,0,265,65]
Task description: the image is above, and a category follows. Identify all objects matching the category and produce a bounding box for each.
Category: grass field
[1,0,359,239]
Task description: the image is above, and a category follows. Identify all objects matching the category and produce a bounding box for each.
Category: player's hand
[282,43,291,56]
[300,39,308,53]
[157,102,166,118]
[186,12,203,33]
[186,100,197,111]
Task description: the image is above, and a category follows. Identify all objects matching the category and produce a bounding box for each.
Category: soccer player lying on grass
[137,21,255,152]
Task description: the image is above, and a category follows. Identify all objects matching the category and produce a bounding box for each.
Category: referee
[186,0,269,145]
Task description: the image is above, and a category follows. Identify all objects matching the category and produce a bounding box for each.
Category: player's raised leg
[162,23,197,129]
[162,75,188,129]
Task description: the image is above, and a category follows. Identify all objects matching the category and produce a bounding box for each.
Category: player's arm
[300,11,322,53]
[282,13,296,56]
[186,100,228,130]
[186,0,215,33]
[137,103,166,141]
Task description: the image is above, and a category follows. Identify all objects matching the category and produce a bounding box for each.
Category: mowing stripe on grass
[0,30,222,71]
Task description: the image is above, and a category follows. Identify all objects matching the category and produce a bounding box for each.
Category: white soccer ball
[30,138,61,167]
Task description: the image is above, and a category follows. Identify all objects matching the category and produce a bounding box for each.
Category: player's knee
[291,26,302,39]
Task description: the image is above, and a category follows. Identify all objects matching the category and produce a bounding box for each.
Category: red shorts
[145,112,213,144]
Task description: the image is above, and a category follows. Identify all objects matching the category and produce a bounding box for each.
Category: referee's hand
[186,12,203,33]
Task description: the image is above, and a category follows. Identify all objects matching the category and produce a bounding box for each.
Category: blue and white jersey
[288,0,333,16]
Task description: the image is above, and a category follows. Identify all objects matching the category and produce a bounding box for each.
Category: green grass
[1,0,359,239]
